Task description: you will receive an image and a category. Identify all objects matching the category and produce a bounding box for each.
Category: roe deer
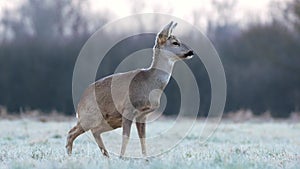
[66,21,194,158]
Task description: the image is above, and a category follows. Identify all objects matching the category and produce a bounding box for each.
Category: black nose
[184,50,194,57]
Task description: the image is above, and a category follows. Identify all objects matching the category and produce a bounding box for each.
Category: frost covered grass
[0,118,299,169]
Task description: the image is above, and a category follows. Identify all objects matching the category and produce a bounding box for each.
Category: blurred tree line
[208,0,300,117]
[0,0,299,117]
[0,0,102,114]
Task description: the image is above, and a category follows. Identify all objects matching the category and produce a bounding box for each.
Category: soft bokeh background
[0,0,299,118]
[0,1,300,168]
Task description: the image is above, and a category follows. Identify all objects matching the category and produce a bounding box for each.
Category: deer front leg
[120,116,133,158]
[136,115,147,157]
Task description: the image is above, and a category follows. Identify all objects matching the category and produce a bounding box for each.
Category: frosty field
[0,118,299,169]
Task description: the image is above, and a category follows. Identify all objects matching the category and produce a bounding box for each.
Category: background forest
[0,0,299,117]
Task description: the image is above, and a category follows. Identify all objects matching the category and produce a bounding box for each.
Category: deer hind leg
[66,123,85,155]
[91,128,110,157]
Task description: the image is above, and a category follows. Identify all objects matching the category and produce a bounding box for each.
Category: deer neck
[147,49,175,87]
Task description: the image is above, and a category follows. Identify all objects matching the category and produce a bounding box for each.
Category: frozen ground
[0,118,299,169]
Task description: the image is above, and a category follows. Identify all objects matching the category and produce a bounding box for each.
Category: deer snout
[185,50,193,56]
[183,50,194,59]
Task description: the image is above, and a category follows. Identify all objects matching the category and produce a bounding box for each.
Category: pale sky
[89,0,272,16]
[0,0,288,29]
[88,0,273,23]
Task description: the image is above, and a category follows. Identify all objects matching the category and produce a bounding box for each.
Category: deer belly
[103,111,122,129]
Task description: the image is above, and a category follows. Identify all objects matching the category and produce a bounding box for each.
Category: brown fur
[66,21,194,158]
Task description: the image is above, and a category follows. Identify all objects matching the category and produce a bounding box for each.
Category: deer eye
[172,41,180,46]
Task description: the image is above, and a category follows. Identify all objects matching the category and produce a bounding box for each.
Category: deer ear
[156,21,177,46]
[169,22,177,35]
